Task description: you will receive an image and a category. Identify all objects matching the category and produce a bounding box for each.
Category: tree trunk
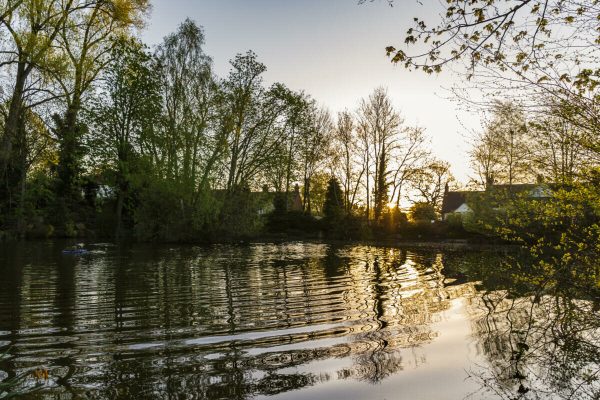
[303,177,311,215]
[115,189,125,240]
[365,151,370,222]
[1,62,29,224]
[57,96,82,201]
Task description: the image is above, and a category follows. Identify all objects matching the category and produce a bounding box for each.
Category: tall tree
[87,38,161,238]
[221,53,290,191]
[357,87,401,220]
[529,102,597,185]
[0,0,75,219]
[52,0,149,206]
[332,110,364,214]
[274,88,310,207]
[300,105,332,214]
[487,101,532,186]
[470,123,503,189]
[154,18,222,196]
[389,126,429,208]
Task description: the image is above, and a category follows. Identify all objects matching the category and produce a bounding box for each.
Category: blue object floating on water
[61,249,89,255]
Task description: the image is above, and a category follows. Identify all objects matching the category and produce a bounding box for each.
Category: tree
[307,172,330,216]
[529,102,597,185]
[221,52,290,192]
[153,18,222,196]
[373,148,389,223]
[0,0,76,221]
[471,101,533,187]
[300,105,332,214]
[52,0,150,207]
[6,108,55,234]
[491,102,532,185]
[332,110,364,214]
[357,87,402,221]
[262,87,312,208]
[408,160,455,213]
[408,202,436,222]
[323,177,344,227]
[470,123,503,189]
[86,38,161,238]
[389,126,429,208]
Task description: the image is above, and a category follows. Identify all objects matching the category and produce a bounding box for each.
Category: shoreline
[0,235,517,252]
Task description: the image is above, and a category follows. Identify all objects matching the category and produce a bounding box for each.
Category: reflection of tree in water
[0,243,484,399]
[337,249,470,384]
[466,255,600,400]
[119,246,466,397]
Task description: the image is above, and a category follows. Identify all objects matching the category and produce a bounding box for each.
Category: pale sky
[142,0,479,184]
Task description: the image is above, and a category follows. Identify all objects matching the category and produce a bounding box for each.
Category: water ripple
[0,242,485,399]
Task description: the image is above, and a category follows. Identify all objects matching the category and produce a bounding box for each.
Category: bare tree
[357,87,402,221]
[530,111,597,185]
[389,126,430,208]
[331,110,365,215]
[300,105,332,214]
[469,101,533,187]
[408,160,456,213]
[470,122,503,189]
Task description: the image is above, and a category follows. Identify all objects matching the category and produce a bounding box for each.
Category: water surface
[0,242,597,399]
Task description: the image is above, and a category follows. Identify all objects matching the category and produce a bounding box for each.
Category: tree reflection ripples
[0,242,597,399]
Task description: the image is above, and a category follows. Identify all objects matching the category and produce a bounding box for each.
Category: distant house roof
[489,183,553,197]
[441,191,471,214]
[441,183,554,215]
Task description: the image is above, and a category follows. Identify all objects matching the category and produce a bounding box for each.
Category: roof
[441,191,470,214]
[441,183,554,215]
[487,183,554,198]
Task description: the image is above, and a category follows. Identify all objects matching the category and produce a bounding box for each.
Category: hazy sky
[142,0,479,183]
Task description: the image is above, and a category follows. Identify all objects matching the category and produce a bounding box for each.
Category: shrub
[409,202,437,222]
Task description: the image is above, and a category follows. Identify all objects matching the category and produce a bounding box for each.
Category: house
[441,191,473,220]
[441,183,554,221]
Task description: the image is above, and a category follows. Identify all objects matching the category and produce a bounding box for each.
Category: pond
[0,242,598,399]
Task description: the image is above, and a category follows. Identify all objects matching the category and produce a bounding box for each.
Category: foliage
[86,37,161,238]
[133,179,217,242]
[408,160,455,211]
[0,8,451,241]
[322,177,345,226]
[217,186,269,239]
[501,180,600,293]
[266,211,321,235]
[408,202,437,222]
[305,172,329,216]
[386,0,599,91]
[377,206,408,236]
[0,3,597,247]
